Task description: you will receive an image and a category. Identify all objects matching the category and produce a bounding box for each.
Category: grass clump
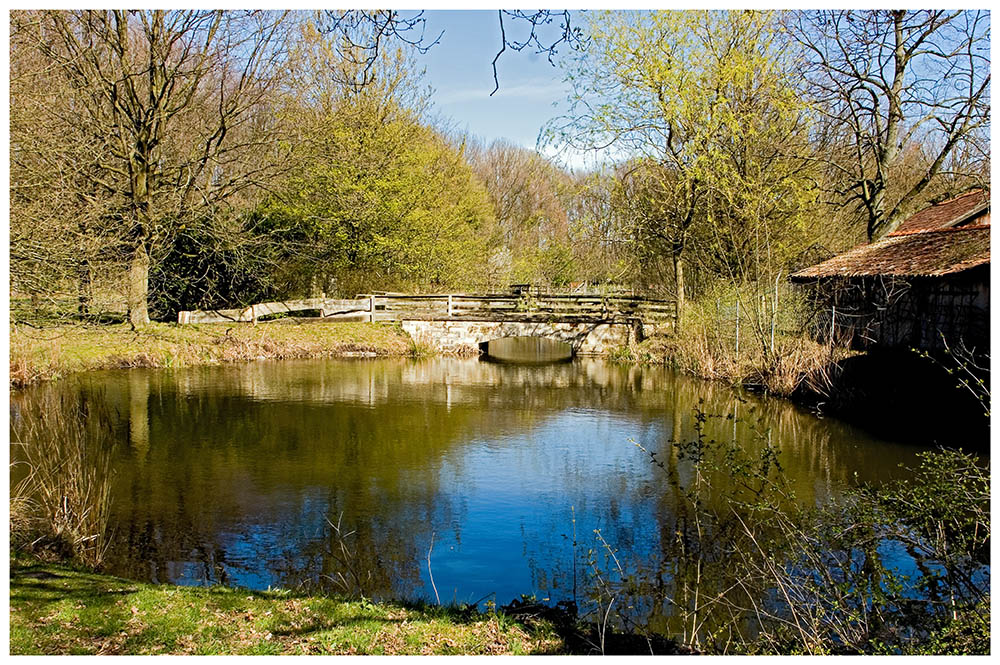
[9,554,566,655]
[10,392,115,568]
[617,283,853,397]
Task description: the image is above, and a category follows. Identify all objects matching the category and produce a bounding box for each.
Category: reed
[626,283,850,398]
[10,391,115,568]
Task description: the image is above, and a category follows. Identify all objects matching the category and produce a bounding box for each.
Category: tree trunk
[867,186,887,243]
[128,244,151,326]
[77,259,91,317]
[673,250,686,333]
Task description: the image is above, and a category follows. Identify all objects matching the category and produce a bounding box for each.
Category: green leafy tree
[262,28,493,296]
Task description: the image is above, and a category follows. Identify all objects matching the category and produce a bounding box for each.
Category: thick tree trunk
[127,244,151,326]
[867,187,887,243]
[673,250,686,333]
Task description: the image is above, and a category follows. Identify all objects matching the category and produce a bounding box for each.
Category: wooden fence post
[770,271,780,355]
[735,299,740,361]
[369,295,376,323]
[448,294,453,318]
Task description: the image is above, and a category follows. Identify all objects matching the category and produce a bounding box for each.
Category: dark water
[12,357,934,611]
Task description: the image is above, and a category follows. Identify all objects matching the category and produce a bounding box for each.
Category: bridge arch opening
[479,336,573,364]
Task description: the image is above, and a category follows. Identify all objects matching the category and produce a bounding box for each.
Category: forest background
[8,9,990,352]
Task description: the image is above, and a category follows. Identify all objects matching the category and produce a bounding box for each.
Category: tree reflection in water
[12,357,933,634]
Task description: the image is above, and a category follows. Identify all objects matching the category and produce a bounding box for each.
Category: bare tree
[316,9,584,96]
[10,14,125,321]
[315,10,441,92]
[489,10,584,95]
[791,10,990,242]
[467,140,574,288]
[14,10,294,325]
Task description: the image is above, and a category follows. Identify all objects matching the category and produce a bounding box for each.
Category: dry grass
[10,392,115,568]
[623,289,854,398]
[631,328,848,397]
[9,320,418,389]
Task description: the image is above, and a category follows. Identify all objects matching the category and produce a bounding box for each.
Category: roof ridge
[889,223,990,237]
[929,187,988,205]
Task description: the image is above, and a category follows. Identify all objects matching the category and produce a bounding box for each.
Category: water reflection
[481,336,573,364]
[12,358,931,609]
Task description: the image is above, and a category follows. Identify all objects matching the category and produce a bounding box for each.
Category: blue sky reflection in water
[15,357,937,618]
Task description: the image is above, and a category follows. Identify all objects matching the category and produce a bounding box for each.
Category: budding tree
[549,10,814,329]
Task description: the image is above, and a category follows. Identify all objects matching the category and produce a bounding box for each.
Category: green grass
[10,320,419,388]
[9,554,565,655]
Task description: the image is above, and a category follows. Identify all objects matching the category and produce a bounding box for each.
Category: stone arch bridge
[402,319,637,355]
[178,292,675,356]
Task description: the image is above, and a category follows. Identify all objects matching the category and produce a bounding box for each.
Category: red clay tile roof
[790,227,990,280]
[791,190,990,281]
[889,189,989,236]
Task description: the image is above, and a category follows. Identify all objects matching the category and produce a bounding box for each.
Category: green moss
[9,557,565,655]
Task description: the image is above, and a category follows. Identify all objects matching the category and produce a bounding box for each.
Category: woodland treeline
[9,10,990,327]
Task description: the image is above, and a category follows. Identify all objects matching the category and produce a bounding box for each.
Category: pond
[11,357,938,629]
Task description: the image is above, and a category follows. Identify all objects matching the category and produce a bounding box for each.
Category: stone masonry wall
[401,320,633,355]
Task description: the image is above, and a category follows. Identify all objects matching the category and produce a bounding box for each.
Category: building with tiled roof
[790,189,990,352]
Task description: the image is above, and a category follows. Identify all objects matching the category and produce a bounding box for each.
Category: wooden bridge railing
[177,293,676,325]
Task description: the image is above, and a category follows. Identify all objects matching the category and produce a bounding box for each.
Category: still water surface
[16,357,932,607]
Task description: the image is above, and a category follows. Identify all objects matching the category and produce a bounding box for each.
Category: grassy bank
[9,553,565,655]
[9,320,417,389]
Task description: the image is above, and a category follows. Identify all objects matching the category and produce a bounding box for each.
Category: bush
[148,222,281,321]
[590,406,990,654]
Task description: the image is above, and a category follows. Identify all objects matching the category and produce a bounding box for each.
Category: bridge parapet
[178,293,675,326]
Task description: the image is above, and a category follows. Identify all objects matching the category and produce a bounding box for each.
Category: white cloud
[436,79,569,105]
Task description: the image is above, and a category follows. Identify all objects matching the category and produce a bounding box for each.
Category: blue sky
[416,10,594,170]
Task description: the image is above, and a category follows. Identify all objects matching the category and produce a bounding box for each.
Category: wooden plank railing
[176,297,371,324]
[178,293,676,325]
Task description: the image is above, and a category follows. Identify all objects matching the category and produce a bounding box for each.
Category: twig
[427,531,440,605]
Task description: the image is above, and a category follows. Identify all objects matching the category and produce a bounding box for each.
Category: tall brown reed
[637,283,848,397]
[10,390,115,568]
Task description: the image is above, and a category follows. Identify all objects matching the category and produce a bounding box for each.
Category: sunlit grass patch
[9,320,417,388]
[9,556,567,655]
